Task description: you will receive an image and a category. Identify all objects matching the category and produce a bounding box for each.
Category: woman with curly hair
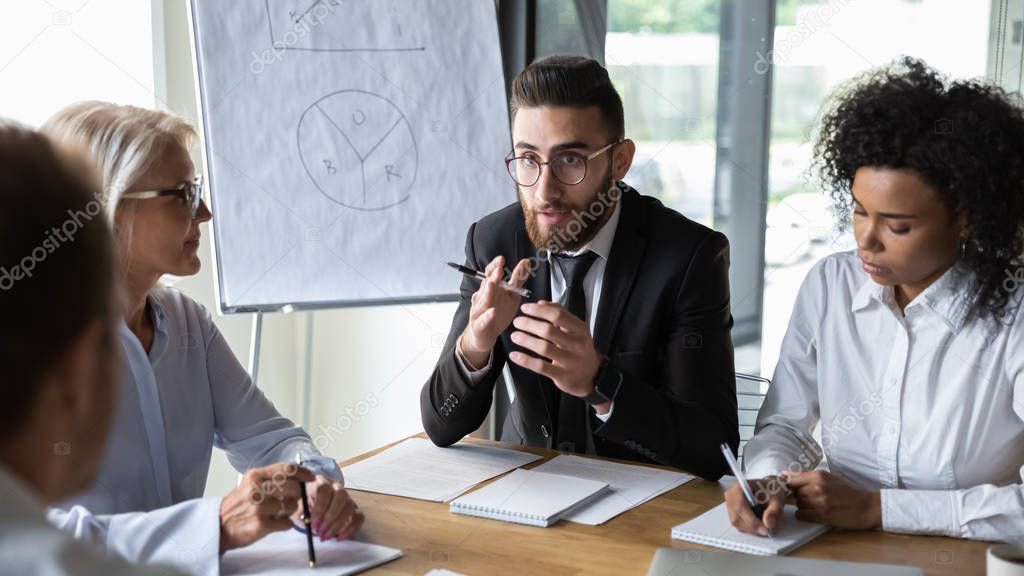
[726,57,1024,542]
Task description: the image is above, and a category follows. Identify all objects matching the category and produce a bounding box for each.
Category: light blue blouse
[49,286,340,574]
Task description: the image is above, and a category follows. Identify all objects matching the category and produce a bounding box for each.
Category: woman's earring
[960,236,969,259]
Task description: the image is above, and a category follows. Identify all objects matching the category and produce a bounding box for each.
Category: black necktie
[552,251,599,453]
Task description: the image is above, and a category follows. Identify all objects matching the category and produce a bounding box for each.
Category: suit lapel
[593,187,648,356]
[515,228,551,305]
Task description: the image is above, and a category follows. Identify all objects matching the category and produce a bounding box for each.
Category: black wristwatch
[583,358,622,405]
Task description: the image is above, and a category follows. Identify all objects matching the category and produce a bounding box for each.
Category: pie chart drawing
[297,90,418,211]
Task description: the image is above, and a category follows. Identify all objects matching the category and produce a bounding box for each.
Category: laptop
[647,548,925,576]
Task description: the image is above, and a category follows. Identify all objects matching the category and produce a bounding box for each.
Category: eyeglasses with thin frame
[505,140,621,187]
[121,175,205,218]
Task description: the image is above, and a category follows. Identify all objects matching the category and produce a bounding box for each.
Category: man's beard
[521,167,618,253]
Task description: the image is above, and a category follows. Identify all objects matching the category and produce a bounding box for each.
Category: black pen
[447,262,532,298]
[296,453,316,568]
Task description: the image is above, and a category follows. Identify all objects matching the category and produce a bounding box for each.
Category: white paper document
[532,455,695,525]
[341,438,543,502]
[221,530,402,575]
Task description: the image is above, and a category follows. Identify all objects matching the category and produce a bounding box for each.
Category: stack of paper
[341,438,542,501]
[670,503,830,556]
[450,468,610,527]
[532,455,694,525]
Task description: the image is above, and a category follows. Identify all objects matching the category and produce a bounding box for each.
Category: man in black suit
[420,55,738,480]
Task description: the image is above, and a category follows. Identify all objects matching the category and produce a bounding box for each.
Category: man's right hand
[219,462,316,552]
[458,255,532,369]
[725,475,789,536]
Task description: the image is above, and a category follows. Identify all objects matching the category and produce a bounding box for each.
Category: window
[605,0,721,227]
[760,0,992,376]
[0,1,156,127]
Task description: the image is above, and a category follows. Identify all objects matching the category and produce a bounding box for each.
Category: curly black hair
[813,56,1024,320]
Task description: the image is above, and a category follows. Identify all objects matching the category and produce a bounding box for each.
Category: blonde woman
[42,102,363,573]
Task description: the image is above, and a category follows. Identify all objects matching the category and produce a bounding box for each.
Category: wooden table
[342,434,990,575]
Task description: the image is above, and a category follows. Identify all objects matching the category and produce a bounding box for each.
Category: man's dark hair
[510,54,625,140]
[0,121,115,436]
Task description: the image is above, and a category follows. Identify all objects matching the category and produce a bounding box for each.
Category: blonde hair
[40,102,198,267]
[40,101,197,225]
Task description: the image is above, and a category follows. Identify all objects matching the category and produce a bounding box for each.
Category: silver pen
[720,442,774,537]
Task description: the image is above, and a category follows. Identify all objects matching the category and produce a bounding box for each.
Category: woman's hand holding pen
[218,462,315,552]
[299,475,365,542]
[459,255,532,369]
[725,475,788,536]
[726,471,882,535]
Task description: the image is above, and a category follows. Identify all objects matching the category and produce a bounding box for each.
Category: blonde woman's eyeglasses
[122,175,205,218]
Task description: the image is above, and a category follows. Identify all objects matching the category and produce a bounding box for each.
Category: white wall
[0,1,155,127]
[302,303,459,461]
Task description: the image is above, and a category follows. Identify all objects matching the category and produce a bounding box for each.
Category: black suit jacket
[420,186,738,480]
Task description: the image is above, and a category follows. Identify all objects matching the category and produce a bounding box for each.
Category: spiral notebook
[449,468,610,527]
[670,503,830,556]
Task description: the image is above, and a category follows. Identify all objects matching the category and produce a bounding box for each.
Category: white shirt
[457,197,623,424]
[744,250,1024,542]
[0,464,184,576]
[49,286,341,574]
[546,195,622,332]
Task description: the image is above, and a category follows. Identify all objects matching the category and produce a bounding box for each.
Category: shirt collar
[0,463,45,518]
[147,291,168,365]
[551,190,622,261]
[851,261,977,332]
[119,291,169,364]
[851,277,892,313]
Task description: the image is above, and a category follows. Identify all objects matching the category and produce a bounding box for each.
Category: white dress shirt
[457,197,623,424]
[744,250,1024,542]
[49,286,342,574]
[0,464,184,575]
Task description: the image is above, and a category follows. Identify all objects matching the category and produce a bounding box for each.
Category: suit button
[540,425,549,438]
